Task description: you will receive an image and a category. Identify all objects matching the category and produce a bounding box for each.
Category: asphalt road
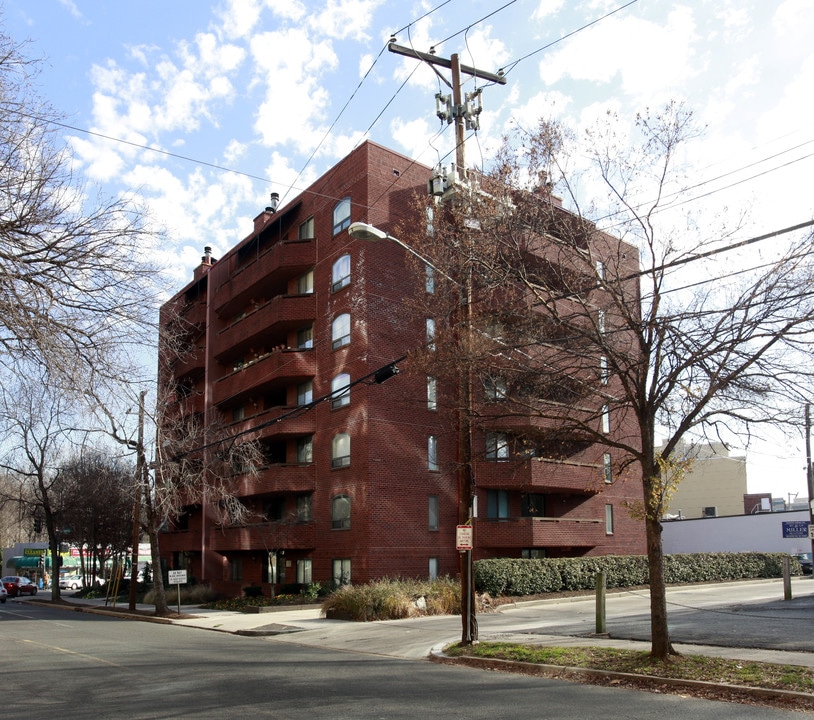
[2,583,811,720]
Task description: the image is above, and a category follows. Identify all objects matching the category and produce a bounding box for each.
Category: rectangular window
[297,325,314,349]
[297,270,314,294]
[600,356,609,384]
[297,380,313,406]
[485,432,509,460]
[521,549,546,559]
[296,493,312,522]
[596,260,605,279]
[603,453,613,484]
[487,489,509,519]
[428,435,439,471]
[425,265,435,294]
[428,557,439,580]
[598,309,606,335]
[605,504,614,534]
[484,376,507,401]
[296,558,312,584]
[232,405,245,422]
[296,436,313,464]
[702,506,718,518]
[298,216,314,240]
[426,318,436,350]
[332,558,351,586]
[601,405,610,433]
[427,376,437,410]
[230,557,243,581]
[428,495,439,531]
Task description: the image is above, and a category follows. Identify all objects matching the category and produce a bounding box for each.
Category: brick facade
[158,141,646,597]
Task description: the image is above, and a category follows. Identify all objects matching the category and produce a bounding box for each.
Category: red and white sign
[456,524,473,551]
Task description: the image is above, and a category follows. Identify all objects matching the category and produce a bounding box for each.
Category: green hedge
[474,552,801,597]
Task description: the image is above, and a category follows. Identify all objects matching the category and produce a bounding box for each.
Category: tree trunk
[644,478,677,659]
[143,481,170,615]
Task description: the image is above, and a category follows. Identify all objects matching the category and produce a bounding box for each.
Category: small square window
[298,217,314,240]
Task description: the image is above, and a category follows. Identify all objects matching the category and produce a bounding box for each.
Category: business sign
[456,525,473,551]
[23,547,46,556]
[168,569,188,585]
[782,521,811,539]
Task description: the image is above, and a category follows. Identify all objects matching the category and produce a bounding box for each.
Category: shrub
[475,552,794,597]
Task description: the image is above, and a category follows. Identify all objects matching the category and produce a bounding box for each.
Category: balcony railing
[231,464,316,497]
[212,348,315,406]
[208,522,316,552]
[475,458,602,494]
[214,238,316,317]
[215,294,316,360]
[476,516,605,548]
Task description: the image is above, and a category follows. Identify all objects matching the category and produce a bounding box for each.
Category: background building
[158,141,646,597]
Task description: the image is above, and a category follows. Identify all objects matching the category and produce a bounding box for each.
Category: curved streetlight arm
[348,222,458,285]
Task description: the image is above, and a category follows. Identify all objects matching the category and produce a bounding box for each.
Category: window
[603,453,613,484]
[428,435,439,471]
[332,197,351,234]
[605,504,614,534]
[487,489,509,519]
[232,405,245,422]
[428,495,439,531]
[332,558,351,586]
[297,380,313,406]
[426,205,434,237]
[230,557,243,582]
[299,216,314,240]
[331,433,350,468]
[598,309,606,335]
[596,260,605,279]
[331,373,350,408]
[296,558,312,584]
[601,405,610,433]
[332,254,351,292]
[332,313,350,349]
[425,265,435,294]
[264,497,285,521]
[331,495,351,529]
[297,436,313,464]
[600,356,609,385]
[297,269,314,294]
[485,432,509,460]
[297,325,313,349]
[428,557,439,580]
[427,376,437,410]
[702,506,718,518]
[484,376,507,401]
[426,318,436,350]
[296,493,312,522]
[522,549,546,559]
[521,493,545,517]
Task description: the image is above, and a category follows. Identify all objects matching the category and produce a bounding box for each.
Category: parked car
[1,576,38,597]
[795,552,813,574]
[59,574,86,590]
[0,584,6,603]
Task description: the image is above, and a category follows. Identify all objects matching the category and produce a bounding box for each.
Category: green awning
[6,556,52,569]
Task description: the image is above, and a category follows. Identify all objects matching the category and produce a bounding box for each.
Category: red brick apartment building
[158,140,645,597]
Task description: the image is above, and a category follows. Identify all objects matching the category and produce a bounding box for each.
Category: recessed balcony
[476,516,605,548]
[231,464,316,497]
[214,238,316,317]
[475,458,602,494]
[208,522,316,552]
[212,349,315,406]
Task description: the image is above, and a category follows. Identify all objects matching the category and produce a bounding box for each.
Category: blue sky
[5,0,814,500]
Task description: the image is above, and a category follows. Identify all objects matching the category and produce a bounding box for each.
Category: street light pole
[349,221,477,644]
[128,390,146,611]
[806,405,814,560]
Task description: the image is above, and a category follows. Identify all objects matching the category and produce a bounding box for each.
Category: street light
[349,221,477,644]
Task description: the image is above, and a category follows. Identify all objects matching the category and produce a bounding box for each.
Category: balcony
[476,458,602,494]
[158,530,197,553]
[214,238,316,317]
[172,347,205,380]
[212,349,315,406]
[476,516,605,548]
[231,464,316,497]
[208,522,316,552]
[215,294,316,361]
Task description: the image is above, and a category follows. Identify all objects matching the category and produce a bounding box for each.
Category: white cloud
[311,0,383,41]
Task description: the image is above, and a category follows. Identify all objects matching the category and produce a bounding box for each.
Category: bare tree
[57,450,134,587]
[0,29,163,393]
[398,103,814,659]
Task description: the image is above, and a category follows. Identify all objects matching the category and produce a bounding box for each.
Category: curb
[429,650,814,709]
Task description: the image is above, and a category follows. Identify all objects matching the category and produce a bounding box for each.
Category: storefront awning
[6,556,52,569]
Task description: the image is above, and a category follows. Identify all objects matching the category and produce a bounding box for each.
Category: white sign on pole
[809,525,814,540]
[168,569,187,585]
[456,524,473,551]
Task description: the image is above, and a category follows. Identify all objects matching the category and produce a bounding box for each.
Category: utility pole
[388,41,505,644]
[806,405,814,559]
[128,390,146,611]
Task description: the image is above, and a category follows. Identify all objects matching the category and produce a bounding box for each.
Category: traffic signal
[33,517,42,533]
